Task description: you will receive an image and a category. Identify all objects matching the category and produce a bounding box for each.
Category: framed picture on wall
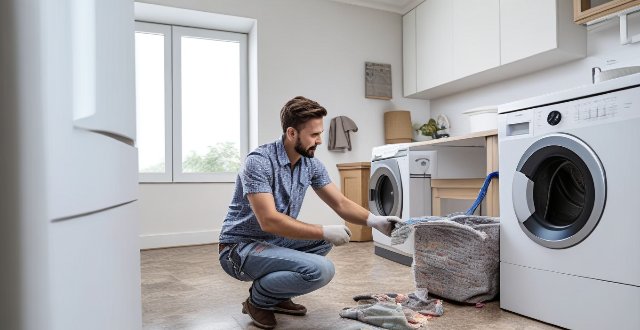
[365,62,392,100]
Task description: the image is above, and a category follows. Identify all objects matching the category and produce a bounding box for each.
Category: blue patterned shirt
[219,136,332,244]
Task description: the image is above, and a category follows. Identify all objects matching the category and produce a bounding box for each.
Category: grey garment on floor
[340,301,414,330]
[340,290,443,330]
[329,116,358,152]
[391,215,500,304]
[353,291,444,317]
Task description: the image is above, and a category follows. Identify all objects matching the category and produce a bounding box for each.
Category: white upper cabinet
[405,0,586,100]
[416,0,453,91]
[403,9,417,97]
[453,0,500,79]
[500,0,557,65]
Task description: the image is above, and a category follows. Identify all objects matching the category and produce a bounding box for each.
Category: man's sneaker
[241,297,277,329]
[274,300,307,315]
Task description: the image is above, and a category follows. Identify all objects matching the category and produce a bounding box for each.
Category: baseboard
[374,246,413,266]
[140,230,220,249]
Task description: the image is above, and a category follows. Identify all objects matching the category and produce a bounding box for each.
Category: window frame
[135,21,173,183]
[134,22,249,183]
[171,26,248,183]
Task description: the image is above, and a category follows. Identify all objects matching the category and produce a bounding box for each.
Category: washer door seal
[512,134,606,249]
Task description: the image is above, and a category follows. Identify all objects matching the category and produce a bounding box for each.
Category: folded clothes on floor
[339,290,443,329]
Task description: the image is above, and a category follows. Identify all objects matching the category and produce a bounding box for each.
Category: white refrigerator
[1,0,142,329]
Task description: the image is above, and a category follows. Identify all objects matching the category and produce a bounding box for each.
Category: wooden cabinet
[403,0,586,100]
[431,179,485,217]
[453,0,500,79]
[336,162,372,242]
[574,0,640,24]
[416,0,453,91]
[403,9,417,96]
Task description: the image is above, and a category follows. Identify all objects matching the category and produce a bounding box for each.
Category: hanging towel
[329,116,358,152]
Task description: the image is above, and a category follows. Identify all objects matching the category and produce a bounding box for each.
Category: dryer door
[369,159,402,217]
[512,134,606,249]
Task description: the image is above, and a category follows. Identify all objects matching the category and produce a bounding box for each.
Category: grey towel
[329,116,358,152]
[340,301,413,330]
[340,290,443,329]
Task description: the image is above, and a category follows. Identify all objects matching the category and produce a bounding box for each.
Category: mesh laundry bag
[390,172,500,304]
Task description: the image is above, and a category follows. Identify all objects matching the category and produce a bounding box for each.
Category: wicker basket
[384,111,412,144]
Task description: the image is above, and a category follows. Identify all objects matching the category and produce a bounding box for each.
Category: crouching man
[218,96,401,329]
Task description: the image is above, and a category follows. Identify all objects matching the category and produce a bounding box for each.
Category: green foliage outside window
[141,142,241,173]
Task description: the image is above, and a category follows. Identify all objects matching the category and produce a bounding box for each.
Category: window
[135,22,248,183]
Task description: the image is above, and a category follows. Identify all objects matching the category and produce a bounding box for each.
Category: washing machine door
[369,159,402,217]
[512,133,606,249]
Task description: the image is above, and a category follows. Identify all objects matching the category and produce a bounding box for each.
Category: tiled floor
[141,242,559,330]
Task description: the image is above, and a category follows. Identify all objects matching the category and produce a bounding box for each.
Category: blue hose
[465,171,499,216]
[401,172,500,226]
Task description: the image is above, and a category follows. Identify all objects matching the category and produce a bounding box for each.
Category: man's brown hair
[280,96,327,133]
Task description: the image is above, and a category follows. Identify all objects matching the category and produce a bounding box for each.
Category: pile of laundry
[339,290,443,329]
[391,214,500,304]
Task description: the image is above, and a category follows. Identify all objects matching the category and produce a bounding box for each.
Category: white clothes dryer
[369,143,486,265]
[499,73,640,330]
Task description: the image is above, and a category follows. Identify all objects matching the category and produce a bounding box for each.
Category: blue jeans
[219,237,334,309]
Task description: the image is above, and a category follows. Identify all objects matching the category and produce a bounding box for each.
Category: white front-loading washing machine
[499,73,640,330]
[369,143,486,265]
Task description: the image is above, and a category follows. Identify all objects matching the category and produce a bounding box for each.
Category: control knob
[547,111,562,126]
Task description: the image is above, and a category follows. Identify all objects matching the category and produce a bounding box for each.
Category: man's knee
[303,257,335,286]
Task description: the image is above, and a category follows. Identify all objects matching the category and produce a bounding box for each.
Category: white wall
[137,0,431,248]
[430,18,640,136]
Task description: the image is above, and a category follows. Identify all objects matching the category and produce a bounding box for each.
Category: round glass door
[369,163,402,217]
[512,134,606,249]
[376,175,396,216]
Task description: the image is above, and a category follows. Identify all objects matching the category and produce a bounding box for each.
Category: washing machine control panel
[532,86,639,136]
[499,86,640,140]
[409,151,437,176]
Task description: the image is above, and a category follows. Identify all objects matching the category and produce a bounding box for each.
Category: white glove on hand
[366,213,403,237]
[322,225,352,246]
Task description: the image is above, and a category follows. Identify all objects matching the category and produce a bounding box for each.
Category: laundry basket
[390,172,500,304]
[410,215,500,304]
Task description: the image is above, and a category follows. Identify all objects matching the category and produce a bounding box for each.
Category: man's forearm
[334,198,370,226]
[260,212,325,240]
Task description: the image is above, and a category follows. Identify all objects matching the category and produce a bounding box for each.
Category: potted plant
[414,119,450,140]
[412,123,431,141]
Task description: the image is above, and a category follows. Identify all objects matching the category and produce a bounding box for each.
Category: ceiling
[330,0,424,15]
